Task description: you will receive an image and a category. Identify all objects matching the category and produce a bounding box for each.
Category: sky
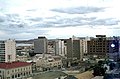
[0,0,120,39]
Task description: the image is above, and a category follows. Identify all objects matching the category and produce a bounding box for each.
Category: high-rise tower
[34,37,48,54]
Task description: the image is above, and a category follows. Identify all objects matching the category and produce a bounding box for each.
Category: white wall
[55,40,65,56]
[5,39,16,62]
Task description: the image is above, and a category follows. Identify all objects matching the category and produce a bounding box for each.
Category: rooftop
[0,61,31,69]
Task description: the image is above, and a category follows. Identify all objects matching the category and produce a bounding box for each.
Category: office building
[87,35,120,60]
[34,37,48,54]
[67,37,83,64]
[0,39,16,63]
[87,35,119,57]
[87,35,109,57]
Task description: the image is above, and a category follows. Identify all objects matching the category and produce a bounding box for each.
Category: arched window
[15,74,17,78]
[18,74,20,77]
[12,75,14,78]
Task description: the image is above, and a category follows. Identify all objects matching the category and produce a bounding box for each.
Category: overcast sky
[0,0,120,39]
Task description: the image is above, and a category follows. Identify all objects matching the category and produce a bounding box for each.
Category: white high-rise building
[79,36,90,54]
[5,39,16,62]
[55,39,65,56]
[80,39,87,55]
[0,39,16,62]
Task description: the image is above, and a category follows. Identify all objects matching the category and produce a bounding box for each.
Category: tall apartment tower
[34,37,48,54]
[67,38,83,64]
[55,39,65,56]
[84,36,90,54]
[0,39,16,62]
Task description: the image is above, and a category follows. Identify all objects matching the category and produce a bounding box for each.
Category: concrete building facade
[55,39,65,56]
[0,41,5,62]
[0,62,32,79]
[67,37,83,65]
[87,35,109,57]
[0,39,16,63]
[5,39,16,62]
[32,54,62,71]
[34,37,48,54]
[47,40,55,54]
[87,35,119,60]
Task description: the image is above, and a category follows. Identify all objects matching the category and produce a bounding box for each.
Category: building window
[7,71,9,74]
[15,74,17,78]
[15,69,17,72]
[24,73,25,76]
[2,71,4,75]
[12,75,14,78]
[26,72,28,75]
[7,77,10,79]
[21,73,22,76]
[18,74,20,77]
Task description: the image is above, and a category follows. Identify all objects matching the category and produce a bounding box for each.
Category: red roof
[0,61,31,69]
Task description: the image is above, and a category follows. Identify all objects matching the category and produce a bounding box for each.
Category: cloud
[29,17,119,28]
[24,16,120,29]
[0,10,119,30]
[0,0,120,39]
[51,6,105,14]
[27,17,43,22]
[89,18,120,26]
[26,17,92,28]
[0,18,4,22]
[0,26,50,39]
[26,9,37,12]
[47,27,114,39]
[6,14,21,23]
[0,13,26,28]
[0,13,6,22]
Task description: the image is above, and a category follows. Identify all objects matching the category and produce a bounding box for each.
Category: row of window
[89,51,109,52]
[11,71,31,78]
[89,47,109,49]
[0,50,5,52]
[0,44,5,48]
[7,66,31,74]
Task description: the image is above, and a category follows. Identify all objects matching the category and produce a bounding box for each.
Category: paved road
[91,76,103,79]
[75,71,94,79]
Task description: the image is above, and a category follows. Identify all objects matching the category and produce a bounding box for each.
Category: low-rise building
[16,43,34,56]
[16,55,29,62]
[32,54,62,71]
[48,57,62,68]
[0,62,32,79]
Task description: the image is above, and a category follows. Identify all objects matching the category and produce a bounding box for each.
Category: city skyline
[0,0,120,39]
